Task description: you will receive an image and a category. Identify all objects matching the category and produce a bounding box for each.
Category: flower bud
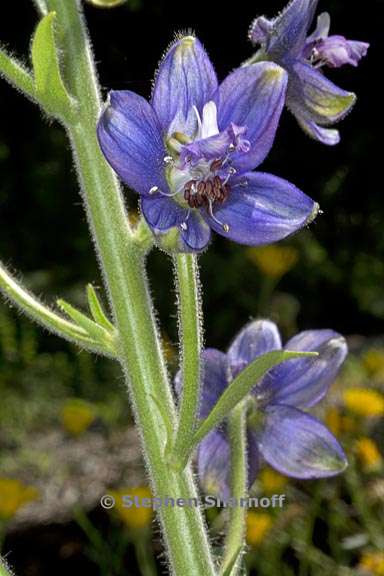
[85,0,128,8]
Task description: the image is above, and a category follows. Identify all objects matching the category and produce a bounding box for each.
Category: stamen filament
[149,185,180,198]
[180,210,191,231]
[223,167,236,185]
[207,199,230,233]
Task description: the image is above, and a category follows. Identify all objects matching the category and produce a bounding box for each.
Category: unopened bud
[85,0,128,8]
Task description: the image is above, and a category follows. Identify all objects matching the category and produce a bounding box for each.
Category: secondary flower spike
[248,0,369,145]
[97,36,319,252]
[177,320,348,497]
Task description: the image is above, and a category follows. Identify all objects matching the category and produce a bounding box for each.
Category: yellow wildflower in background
[359,551,384,575]
[340,415,356,433]
[362,349,384,378]
[246,245,299,279]
[246,512,273,547]
[61,399,96,436]
[343,388,384,417]
[260,468,288,493]
[355,438,382,472]
[325,407,356,436]
[325,407,343,436]
[0,478,39,520]
[110,486,153,530]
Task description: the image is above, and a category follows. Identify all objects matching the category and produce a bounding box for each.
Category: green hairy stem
[170,254,203,464]
[0,0,216,573]
[220,402,248,576]
[45,0,216,573]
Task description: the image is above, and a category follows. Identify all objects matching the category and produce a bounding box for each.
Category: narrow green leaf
[31,12,75,118]
[0,262,109,356]
[195,350,317,445]
[0,50,35,99]
[174,349,318,470]
[86,285,114,332]
[57,299,115,353]
[221,547,242,576]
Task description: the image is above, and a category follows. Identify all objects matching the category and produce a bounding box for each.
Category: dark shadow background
[0,0,381,348]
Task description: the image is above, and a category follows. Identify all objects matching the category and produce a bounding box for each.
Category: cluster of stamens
[148,145,245,233]
[183,175,230,209]
[181,158,235,232]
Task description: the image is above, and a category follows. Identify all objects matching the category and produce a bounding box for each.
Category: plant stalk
[43,0,216,573]
[170,254,202,463]
[221,401,248,576]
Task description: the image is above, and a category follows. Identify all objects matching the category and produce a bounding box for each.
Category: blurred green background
[0,0,383,575]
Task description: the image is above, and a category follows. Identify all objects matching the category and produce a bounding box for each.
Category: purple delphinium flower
[248,0,369,145]
[178,320,348,497]
[97,35,319,252]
